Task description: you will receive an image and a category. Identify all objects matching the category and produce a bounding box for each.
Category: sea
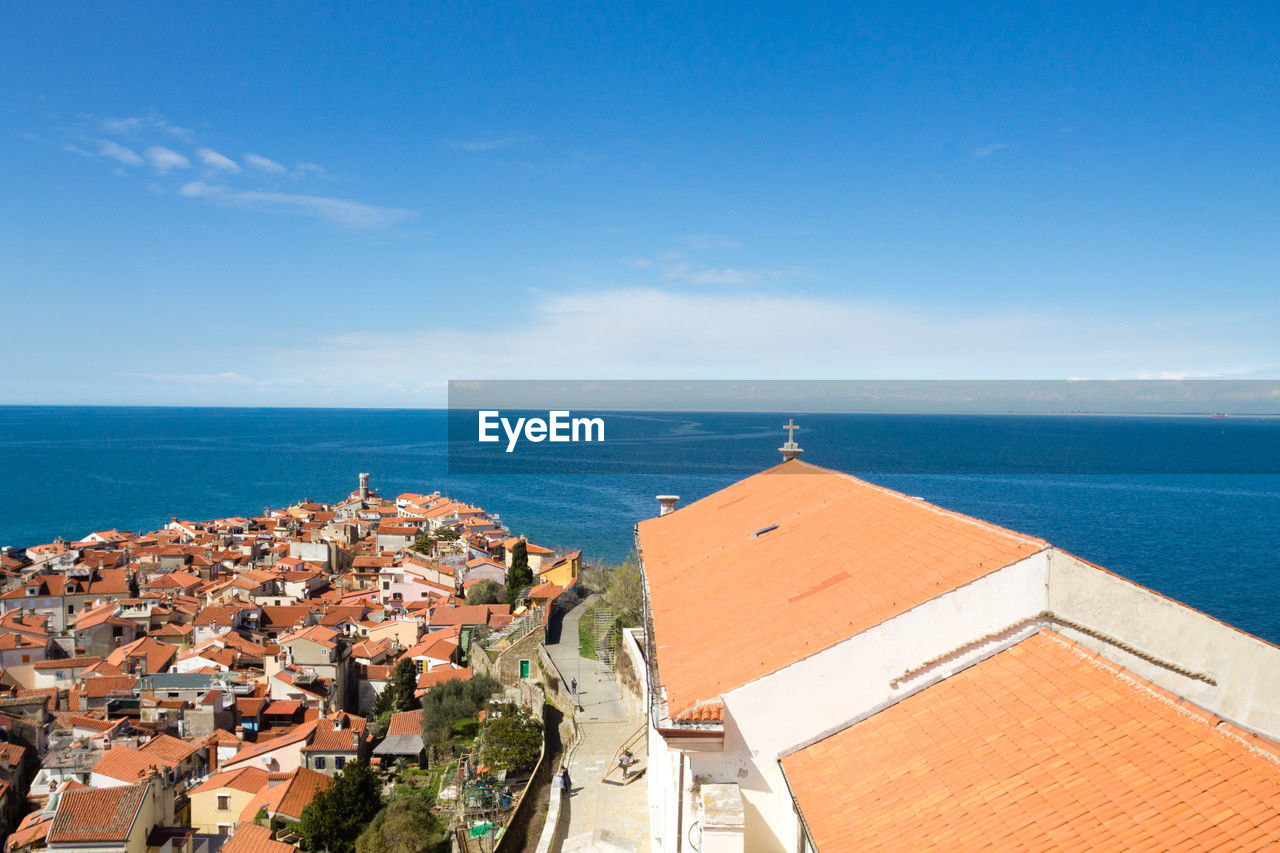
[1,406,1278,644]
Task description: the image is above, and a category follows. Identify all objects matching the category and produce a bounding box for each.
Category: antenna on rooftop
[779,418,804,462]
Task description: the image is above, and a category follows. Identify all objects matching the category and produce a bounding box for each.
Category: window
[67,605,75,615]
[314,756,326,769]
[335,757,346,770]
[218,825,230,836]
[217,795,230,811]
[21,655,30,664]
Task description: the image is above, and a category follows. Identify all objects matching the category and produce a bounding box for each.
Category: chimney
[656,495,680,517]
[358,474,370,501]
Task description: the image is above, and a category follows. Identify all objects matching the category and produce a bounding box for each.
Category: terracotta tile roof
[91,745,173,782]
[47,783,149,843]
[0,610,50,637]
[414,666,472,693]
[106,636,176,674]
[219,823,295,853]
[6,807,55,851]
[191,766,270,795]
[279,624,340,649]
[0,632,44,651]
[672,700,724,724]
[224,717,318,763]
[238,767,331,822]
[139,732,203,763]
[427,604,510,629]
[637,459,1047,719]
[79,674,137,698]
[32,653,102,666]
[303,712,367,752]
[781,630,1280,852]
[387,709,423,736]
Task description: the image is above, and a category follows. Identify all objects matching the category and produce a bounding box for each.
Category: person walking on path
[559,764,572,796]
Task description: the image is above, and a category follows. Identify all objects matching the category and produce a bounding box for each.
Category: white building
[637,457,1280,852]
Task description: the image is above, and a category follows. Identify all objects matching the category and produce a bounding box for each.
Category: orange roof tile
[238,767,330,822]
[91,745,173,782]
[220,823,295,853]
[139,732,202,764]
[387,709,423,736]
[47,783,149,843]
[191,766,271,795]
[781,630,1280,852]
[414,666,472,693]
[637,459,1046,718]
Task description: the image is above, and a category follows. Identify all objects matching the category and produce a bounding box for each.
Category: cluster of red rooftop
[0,475,580,853]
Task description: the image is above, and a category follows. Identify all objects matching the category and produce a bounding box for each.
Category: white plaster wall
[1047,548,1280,739]
[647,728,692,853]
[707,552,1050,853]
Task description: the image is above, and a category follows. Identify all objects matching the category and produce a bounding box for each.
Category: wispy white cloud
[145,146,191,173]
[973,142,1013,157]
[631,251,800,286]
[101,114,192,139]
[243,152,287,174]
[98,139,143,166]
[93,291,1280,405]
[179,181,415,229]
[272,289,1280,399]
[195,147,240,172]
[55,113,406,232]
[442,135,527,152]
[293,162,327,178]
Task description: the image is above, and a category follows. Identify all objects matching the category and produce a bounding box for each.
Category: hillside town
[0,474,584,853]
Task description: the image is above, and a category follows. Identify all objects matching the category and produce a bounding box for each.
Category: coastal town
[0,473,592,853]
[3,437,1280,853]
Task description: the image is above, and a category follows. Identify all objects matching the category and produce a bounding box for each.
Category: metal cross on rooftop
[779,418,804,461]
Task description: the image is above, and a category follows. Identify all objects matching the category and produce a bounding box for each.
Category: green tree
[603,554,644,628]
[464,579,505,606]
[298,760,384,853]
[354,791,448,853]
[419,674,500,745]
[505,540,532,605]
[372,658,418,718]
[411,533,433,555]
[481,704,542,774]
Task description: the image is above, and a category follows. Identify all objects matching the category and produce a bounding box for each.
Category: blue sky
[4,2,1280,405]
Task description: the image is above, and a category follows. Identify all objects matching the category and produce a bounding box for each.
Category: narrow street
[545,595,649,852]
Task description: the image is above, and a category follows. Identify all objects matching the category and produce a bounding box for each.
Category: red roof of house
[782,630,1280,852]
[47,783,150,843]
[637,459,1047,719]
[220,823,296,853]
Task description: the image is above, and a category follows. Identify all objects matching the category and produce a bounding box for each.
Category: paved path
[546,595,649,852]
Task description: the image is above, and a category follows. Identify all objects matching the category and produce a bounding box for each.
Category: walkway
[546,594,649,852]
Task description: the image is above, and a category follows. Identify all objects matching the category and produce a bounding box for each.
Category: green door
[519,659,531,679]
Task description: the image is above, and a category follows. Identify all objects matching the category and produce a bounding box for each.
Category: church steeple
[779,418,804,462]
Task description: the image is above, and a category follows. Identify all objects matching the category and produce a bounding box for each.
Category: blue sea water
[1,406,1278,644]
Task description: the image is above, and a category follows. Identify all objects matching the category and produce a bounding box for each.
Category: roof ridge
[794,459,1049,549]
